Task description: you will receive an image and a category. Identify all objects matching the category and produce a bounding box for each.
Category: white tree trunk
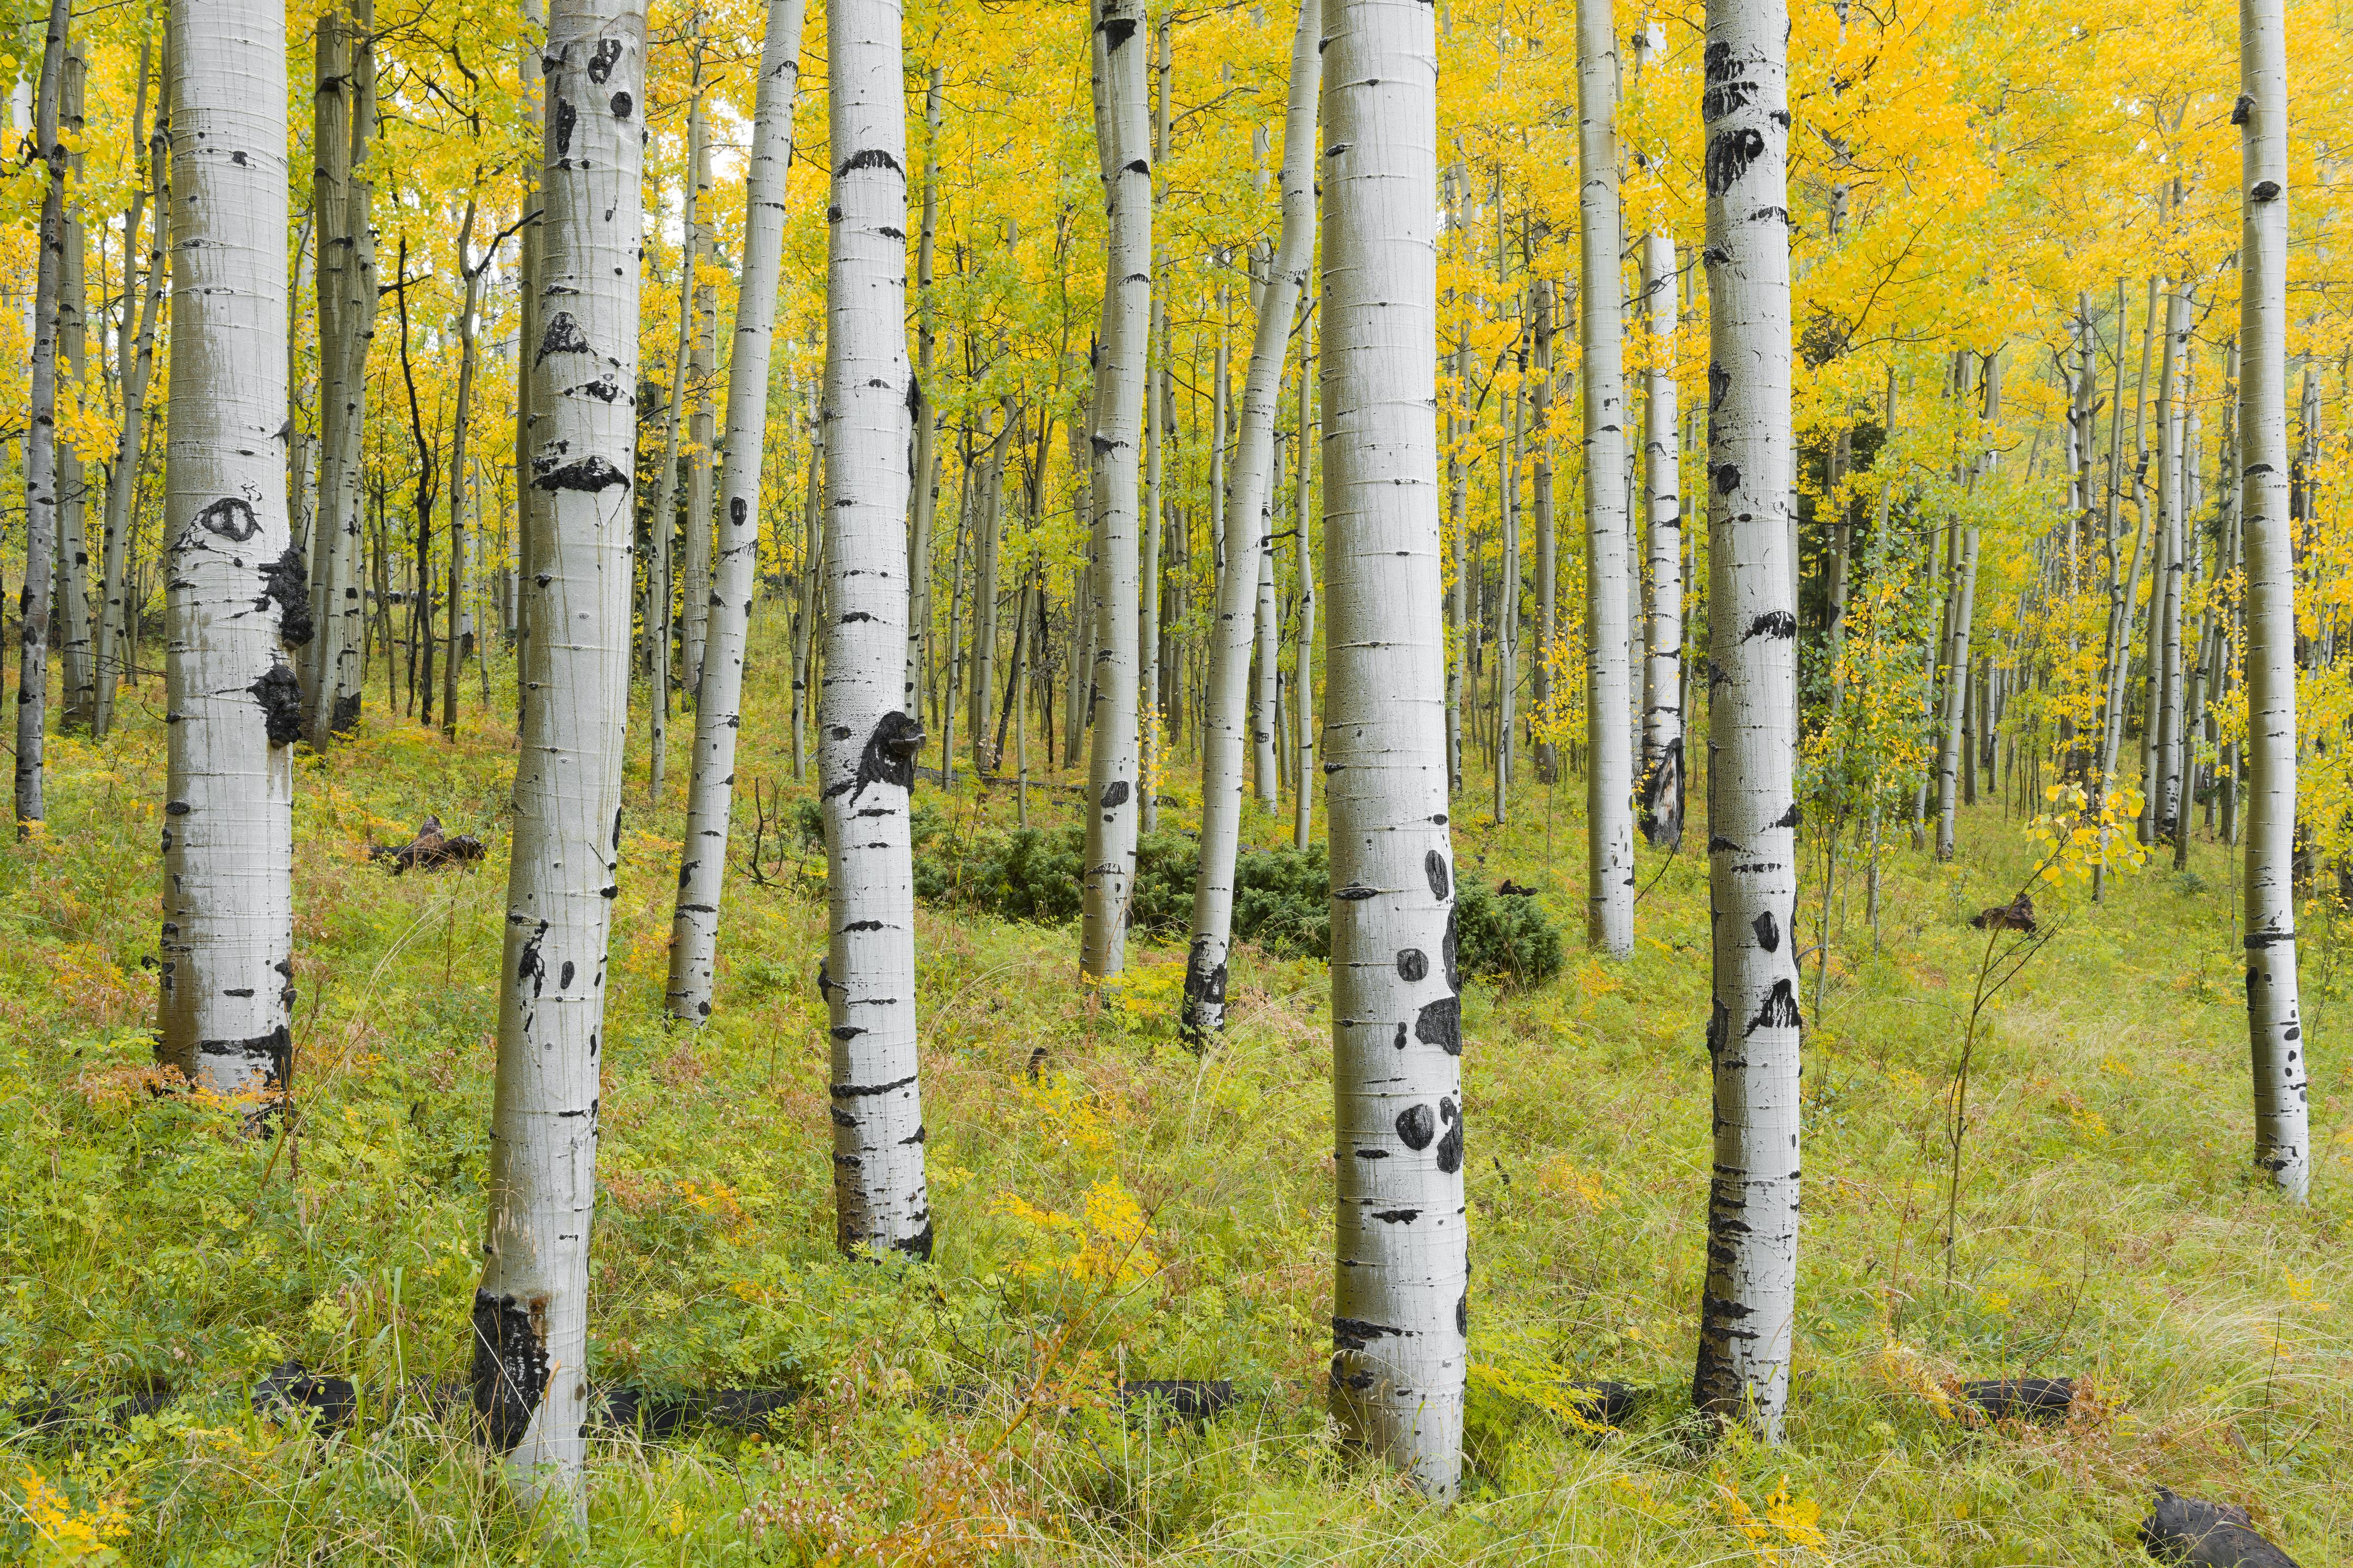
[667,0,806,1023]
[305,0,377,746]
[820,0,932,1258]
[2238,0,2310,1202]
[1322,0,1464,1499]
[1580,0,1632,952]
[906,66,942,718]
[2154,289,2191,845]
[1253,470,1281,805]
[1638,228,1683,847]
[1080,0,1151,983]
[1932,351,1987,864]
[1180,0,1317,1043]
[157,0,299,1099]
[1693,0,1801,1440]
[645,73,702,798]
[15,0,69,829]
[1294,308,1317,851]
[55,43,94,732]
[93,34,163,742]
[470,0,645,1514]
[682,112,718,691]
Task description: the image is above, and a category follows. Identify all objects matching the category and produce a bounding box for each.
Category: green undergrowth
[1,615,2349,1565]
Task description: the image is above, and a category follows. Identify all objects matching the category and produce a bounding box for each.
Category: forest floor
[3,624,2349,1566]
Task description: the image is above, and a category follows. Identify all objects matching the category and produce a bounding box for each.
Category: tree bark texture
[1180,0,1317,1043]
[1580,0,1633,951]
[1694,0,1802,1440]
[668,0,807,1023]
[16,0,70,829]
[469,0,645,1514]
[1322,0,1465,1500]
[2238,0,2311,1201]
[818,0,933,1259]
[1638,228,1683,847]
[1080,0,1151,983]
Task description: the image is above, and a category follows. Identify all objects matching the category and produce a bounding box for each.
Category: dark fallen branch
[2140,1488,2300,1566]
[926,1377,1239,1427]
[368,815,486,873]
[1968,893,2037,934]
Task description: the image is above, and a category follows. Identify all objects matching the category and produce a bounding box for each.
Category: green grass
[2,621,2348,1565]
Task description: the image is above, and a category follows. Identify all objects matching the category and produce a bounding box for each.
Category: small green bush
[896,822,1558,989]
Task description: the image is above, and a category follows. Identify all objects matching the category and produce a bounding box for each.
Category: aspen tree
[907,66,942,717]
[156,0,301,1098]
[1933,351,1990,862]
[1180,0,1318,1043]
[1638,227,1683,847]
[1323,0,1464,1499]
[1294,301,1316,852]
[470,0,645,1511]
[645,59,703,797]
[818,0,932,1257]
[2238,0,2311,1201]
[56,43,94,733]
[305,0,377,745]
[1579,0,1632,952]
[1079,0,1151,984]
[1693,0,1802,1440]
[1531,276,1556,785]
[1140,16,1170,834]
[682,108,718,690]
[15,0,69,830]
[668,0,807,1025]
[92,32,163,742]
[2153,289,2191,846]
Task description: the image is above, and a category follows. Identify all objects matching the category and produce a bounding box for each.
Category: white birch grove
[645,72,701,798]
[469,0,645,1512]
[1693,0,1802,1439]
[1180,0,1317,1043]
[1322,0,1464,1499]
[155,0,299,1099]
[2238,0,2311,1202]
[15,0,69,829]
[667,0,806,1025]
[818,0,933,1258]
[1638,228,1683,847]
[1079,0,1151,984]
[1578,0,1632,953]
[2153,292,2191,844]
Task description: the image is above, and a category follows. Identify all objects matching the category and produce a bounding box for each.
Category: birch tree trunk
[645,70,702,798]
[1933,351,1989,863]
[157,0,300,1095]
[1580,0,1632,952]
[906,65,942,718]
[469,0,644,1514]
[15,0,70,831]
[93,33,163,742]
[1253,457,1281,805]
[1493,392,1520,823]
[305,0,377,745]
[441,201,485,742]
[682,110,718,691]
[1638,228,1683,847]
[818,0,932,1258]
[667,0,806,1023]
[1180,0,1317,1043]
[2154,288,2191,846]
[55,43,94,733]
[1531,276,1557,785]
[1694,0,1802,1440]
[1323,0,1464,1499]
[511,0,545,732]
[1080,0,1151,984]
[1294,303,1316,851]
[2238,0,2311,1202]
